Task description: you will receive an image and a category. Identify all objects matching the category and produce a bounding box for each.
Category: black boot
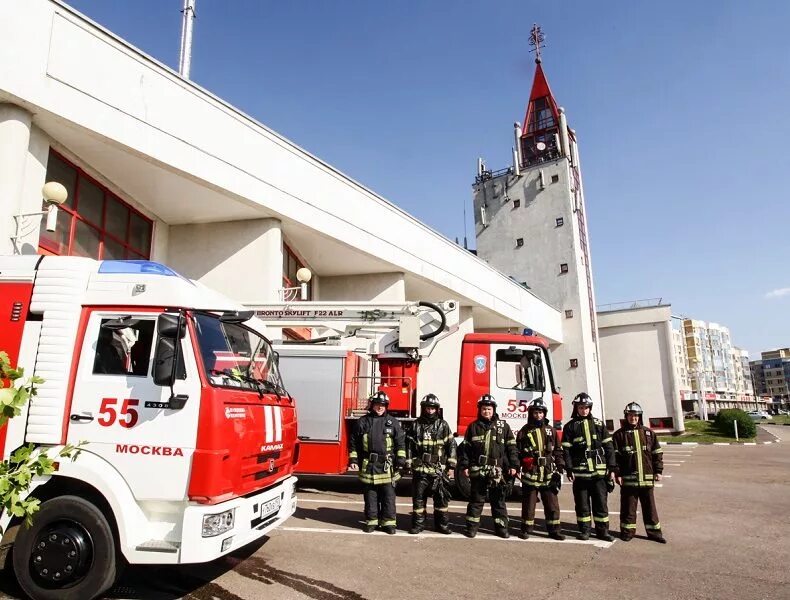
[620,530,634,542]
[435,511,451,534]
[496,528,510,539]
[577,528,590,541]
[548,527,566,541]
[464,527,477,538]
[649,533,667,544]
[363,523,376,533]
[383,526,397,535]
[596,528,615,542]
[518,525,533,540]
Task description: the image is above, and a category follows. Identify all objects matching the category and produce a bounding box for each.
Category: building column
[0,103,33,255]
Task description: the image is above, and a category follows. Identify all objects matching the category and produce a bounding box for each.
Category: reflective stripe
[546,519,561,525]
[523,519,535,526]
[646,523,662,530]
[592,516,612,525]
[349,451,358,458]
[622,523,637,530]
[562,442,572,448]
[652,448,663,454]
[583,420,595,472]
[396,449,406,457]
[435,506,449,512]
[494,518,507,526]
[634,428,645,485]
[363,433,369,452]
[380,519,396,526]
[366,519,379,526]
[577,516,592,523]
[466,516,480,523]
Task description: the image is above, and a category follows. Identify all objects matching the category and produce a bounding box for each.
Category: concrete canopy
[0,0,562,342]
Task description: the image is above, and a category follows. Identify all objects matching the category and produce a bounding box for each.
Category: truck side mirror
[152,312,188,409]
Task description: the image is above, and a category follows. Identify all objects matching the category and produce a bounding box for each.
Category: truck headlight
[202,508,236,537]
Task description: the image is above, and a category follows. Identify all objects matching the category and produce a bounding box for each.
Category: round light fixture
[42,181,68,205]
[296,267,312,283]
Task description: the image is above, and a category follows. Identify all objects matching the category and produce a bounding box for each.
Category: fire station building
[0,0,563,406]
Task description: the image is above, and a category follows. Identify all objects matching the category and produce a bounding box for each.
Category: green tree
[0,351,81,528]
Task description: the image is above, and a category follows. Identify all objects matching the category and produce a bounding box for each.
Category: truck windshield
[193,312,286,395]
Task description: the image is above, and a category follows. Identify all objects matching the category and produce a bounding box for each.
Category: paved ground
[1,426,787,599]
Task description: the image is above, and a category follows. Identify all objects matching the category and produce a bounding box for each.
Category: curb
[662,439,780,446]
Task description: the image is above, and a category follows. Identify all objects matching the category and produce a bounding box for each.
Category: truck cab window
[93,319,155,376]
[495,349,545,391]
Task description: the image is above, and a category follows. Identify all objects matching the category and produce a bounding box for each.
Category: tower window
[570,358,579,368]
[560,263,569,274]
[516,238,524,247]
[513,199,521,208]
[565,309,574,318]
[551,174,559,183]
[555,217,564,227]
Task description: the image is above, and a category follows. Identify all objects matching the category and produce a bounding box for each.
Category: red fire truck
[0,255,298,600]
[251,301,562,495]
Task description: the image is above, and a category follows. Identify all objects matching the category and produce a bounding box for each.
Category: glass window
[46,153,77,209]
[105,197,129,241]
[93,318,155,376]
[40,150,153,259]
[495,348,545,391]
[193,313,285,394]
[77,177,104,227]
[72,220,101,258]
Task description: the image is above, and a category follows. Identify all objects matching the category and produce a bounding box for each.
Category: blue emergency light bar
[98,260,193,284]
[522,328,534,336]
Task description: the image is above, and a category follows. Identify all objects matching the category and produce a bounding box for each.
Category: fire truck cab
[0,255,297,600]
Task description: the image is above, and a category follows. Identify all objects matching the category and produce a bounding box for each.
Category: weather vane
[529,23,545,63]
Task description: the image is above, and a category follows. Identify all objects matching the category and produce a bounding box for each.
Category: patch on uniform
[545,427,553,436]
[385,428,393,435]
[474,355,487,373]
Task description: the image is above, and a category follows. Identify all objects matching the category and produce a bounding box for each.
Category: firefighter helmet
[572,393,594,407]
[528,398,547,413]
[623,402,643,416]
[477,394,497,408]
[420,394,441,408]
[368,391,390,406]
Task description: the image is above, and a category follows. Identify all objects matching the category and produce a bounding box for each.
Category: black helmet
[477,394,497,408]
[623,402,643,416]
[528,398,547,412]
[572,393,594,408]
[369,391,390,406]
[420,394,440,408]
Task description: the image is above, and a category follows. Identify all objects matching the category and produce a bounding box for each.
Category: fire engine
[0,255,298,600]
[249,300,562,496]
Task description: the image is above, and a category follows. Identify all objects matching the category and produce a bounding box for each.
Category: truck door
[66,309,202,500]
[488,344,553,433]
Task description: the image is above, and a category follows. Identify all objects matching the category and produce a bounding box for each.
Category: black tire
[13,495,117,600]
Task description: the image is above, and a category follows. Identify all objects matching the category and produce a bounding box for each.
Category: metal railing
[596,298,665,313]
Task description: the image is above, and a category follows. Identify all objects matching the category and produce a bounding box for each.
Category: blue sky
[66,0,790,357]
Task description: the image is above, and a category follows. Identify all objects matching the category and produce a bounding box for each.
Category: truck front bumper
[179,475,297,564]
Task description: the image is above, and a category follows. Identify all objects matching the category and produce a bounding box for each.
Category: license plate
[259,497,281,519]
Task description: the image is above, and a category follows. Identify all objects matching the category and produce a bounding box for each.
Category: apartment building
[750,348,790,409]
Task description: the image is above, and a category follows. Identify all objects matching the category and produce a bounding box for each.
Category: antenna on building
[178,0,197,78]
[529,24,545,64]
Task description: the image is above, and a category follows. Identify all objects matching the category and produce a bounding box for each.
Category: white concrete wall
[474,156,601,415]
[417,306,474,432]
[0,104,33,254]
[168,218,282,304]
[318,273,405,302]
[597,306,683,432]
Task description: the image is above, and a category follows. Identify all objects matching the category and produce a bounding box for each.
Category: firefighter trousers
[466,477,509,533]
[572,477,610,532]
[620,486,661,538]
[521,485,561,532]
[363,483,397,528]
[412,474,449,529]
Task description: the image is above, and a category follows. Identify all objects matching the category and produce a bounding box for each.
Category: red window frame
[282,242,311,300]
[38,149,153,259]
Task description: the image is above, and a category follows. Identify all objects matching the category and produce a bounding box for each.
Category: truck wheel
[454,465,471,499]
[13,495,117,600]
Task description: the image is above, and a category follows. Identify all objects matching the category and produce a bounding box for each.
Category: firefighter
[613,402,666,543]
[561,393,616,541]
[516,398,565,540]
[458,394,518,538]
[407,394,457,535]
[348,391,406,534]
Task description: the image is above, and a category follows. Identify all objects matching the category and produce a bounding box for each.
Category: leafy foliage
[714,408,757,438]
[0,351,82,527]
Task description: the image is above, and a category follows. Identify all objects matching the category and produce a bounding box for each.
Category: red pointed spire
[522,61,560,136]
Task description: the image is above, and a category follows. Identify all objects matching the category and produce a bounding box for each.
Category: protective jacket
[517,418,564,487]
[612,424,663,487]
[561,415,615,479]
[349,411,406,485]
[408,415,457,475]
[458,416,517,478]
